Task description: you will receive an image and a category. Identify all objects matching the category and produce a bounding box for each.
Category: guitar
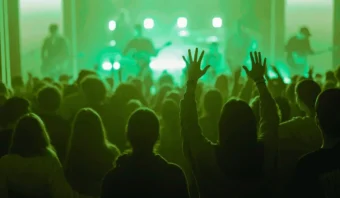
[127,41,172,66]
[286,46,339,66]
[126,41,172,77]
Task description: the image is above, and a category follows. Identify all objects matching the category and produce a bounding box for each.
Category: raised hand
[243,52,267,82]
[183,48,210,82]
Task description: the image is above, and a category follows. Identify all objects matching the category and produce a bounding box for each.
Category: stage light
[109,40,116,46]
[144,18,154,29]
[179,30,189,37]
[113,62,121,70]
[177,17,187,28]
[102,61,112,71]
[108,20,116,31]
[212,17,222,28]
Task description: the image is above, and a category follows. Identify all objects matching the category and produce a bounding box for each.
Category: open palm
[243,52,267,82]
[183,48,210,82]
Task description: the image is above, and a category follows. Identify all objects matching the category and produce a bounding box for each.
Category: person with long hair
[181,49,279,197]
[64,108,120,197]
[0,113,80,197]
[101,108,189,198]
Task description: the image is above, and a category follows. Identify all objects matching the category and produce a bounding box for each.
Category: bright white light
[109,40,116,46]
[179,30,189,37]
[113,62,121,70]
[143,18,154,29]
[177,17,187,28]
[206,36,218,43]
[150,58,186,70]
[108,20,116,31]
[102,61,112,71]
[212,17,222,28]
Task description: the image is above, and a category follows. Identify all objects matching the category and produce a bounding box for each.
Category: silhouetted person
[0,82,9,106]
[181,49,279,197]
[11,76,25,97]
[278,79,322,194]
[0,113,78,197]
[286,27,314,76]
[275,96,291,122]
[290,88,340,198]
[214,75,229,101]
[60,70,97,120]
[41,24,69,77]
[37,86,70,163]
[199,89,223,143]
[65,108,120,197]
[123,24,156,78]
[203,42,223,84]
[0,97,30,158]
[101,108,189,198]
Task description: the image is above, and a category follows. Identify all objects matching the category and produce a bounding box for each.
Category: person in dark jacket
[101,108,189,198]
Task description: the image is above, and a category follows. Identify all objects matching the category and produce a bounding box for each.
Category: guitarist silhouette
[123,24,171,79]
[286,27,314,76]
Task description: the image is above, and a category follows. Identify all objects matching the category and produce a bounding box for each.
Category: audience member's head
[37,86,62,113]
[127,108,159,154]
[80,76,107,105]
[219,99,257,146]
[158,72,174,87]
[1,97,30,127]
[59,74,71,84]
[9,113,52,157]
[295,79,321,115]
[325,70,337,82]
[67,108,108,160]
[49,24,59,35]
[161,99,179,125]
[275,96,291,122]
[43,77,54,84]
[76,70,97,85]
[165,90,181,105]
[218,99,258,177]
[315,88,340,140]
[323,80,337,91]
[126,99,142,117]
[11,76,25,94]
[153,84,172,112]
[203,89,223,117]
[215,75,229,98]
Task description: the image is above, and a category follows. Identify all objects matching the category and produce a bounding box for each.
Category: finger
[202,65,211,75]
[242,66,250,75]
[198,50,205,64]
[182,56,189,65]
[254,51,259,64]
[188,49,193,63]
[250,52,255,65]
[194,48,198,62]
[263,58,267,71]
[258,52,262,65]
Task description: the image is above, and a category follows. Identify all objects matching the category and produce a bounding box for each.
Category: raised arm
[180,48,211,156]
[243,52,279,177]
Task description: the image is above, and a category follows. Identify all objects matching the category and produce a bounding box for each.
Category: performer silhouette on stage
[286,27,314,76]
[41,24,69,77]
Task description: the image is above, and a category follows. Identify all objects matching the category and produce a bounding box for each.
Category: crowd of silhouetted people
[0,49,340,198]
